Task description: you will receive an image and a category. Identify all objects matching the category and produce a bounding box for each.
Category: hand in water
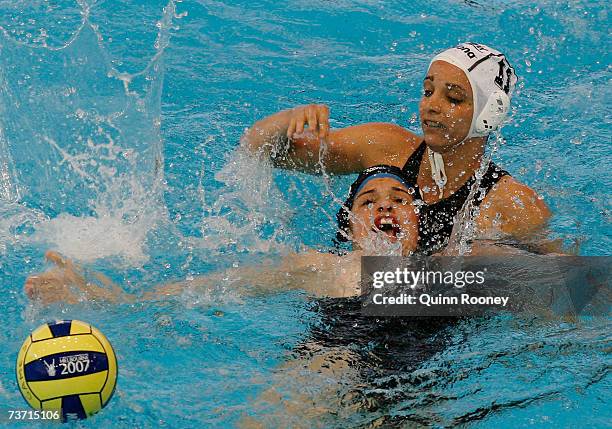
[24,251,127,304]
[24,251,87,304]
[286,104,330,139]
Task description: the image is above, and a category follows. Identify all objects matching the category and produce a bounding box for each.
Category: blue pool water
[0,0,610,427]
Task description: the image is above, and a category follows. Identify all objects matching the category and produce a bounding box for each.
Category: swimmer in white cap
[243,43,551,253]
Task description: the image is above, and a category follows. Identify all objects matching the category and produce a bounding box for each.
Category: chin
[423,133,449,150]
[424,131,465,152]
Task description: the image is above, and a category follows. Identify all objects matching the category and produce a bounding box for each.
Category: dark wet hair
[335,165,412,243]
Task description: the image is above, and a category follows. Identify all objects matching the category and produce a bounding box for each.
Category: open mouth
[423,119,445,129]
[373,215,402,239]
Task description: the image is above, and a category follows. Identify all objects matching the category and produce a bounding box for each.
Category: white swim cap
[430,42,518,140]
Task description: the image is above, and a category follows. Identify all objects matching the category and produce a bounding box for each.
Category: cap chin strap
[427,147,447,198]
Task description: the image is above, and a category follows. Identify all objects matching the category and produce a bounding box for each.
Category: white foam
[32,213,148,265]
[30,175,165,267]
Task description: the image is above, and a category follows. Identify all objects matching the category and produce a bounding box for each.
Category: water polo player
[25,166,419,303]
[242,42,551,254]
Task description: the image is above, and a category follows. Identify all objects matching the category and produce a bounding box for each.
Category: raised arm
[241,104,421,174]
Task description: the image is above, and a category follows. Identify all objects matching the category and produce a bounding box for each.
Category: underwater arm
[241,105,420,174]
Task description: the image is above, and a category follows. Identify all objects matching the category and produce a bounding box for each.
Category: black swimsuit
[402,142,510,254]
[303,143,511,388]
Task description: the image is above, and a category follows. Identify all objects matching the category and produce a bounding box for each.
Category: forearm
[141,263,306,301]
[241,109,293,157]
[242,104,352,173]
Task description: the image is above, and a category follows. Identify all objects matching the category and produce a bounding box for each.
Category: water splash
[30,174,163,265]
[446,132,504,255]
[0,116,20,202]
[0,200,47,255]
[0,0,183,262]
[192,146,294,257]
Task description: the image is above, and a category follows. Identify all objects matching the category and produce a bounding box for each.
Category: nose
[422,92,442,115]
[375,198,394,213]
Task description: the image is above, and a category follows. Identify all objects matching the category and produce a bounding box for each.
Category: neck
[420,137,487,200]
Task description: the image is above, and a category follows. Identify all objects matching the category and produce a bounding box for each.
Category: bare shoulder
[327,122,422,170]
[478,176,551,238]
[358,123,421,168]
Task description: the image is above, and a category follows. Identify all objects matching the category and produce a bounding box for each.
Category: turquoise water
[0,0,610,427]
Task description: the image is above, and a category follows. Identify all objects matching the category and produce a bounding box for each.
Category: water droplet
[535,160,543,173]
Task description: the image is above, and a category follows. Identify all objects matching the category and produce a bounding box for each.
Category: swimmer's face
[419,60,474,150]
[349,177,418,255]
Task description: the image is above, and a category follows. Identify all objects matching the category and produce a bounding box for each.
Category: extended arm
[25,250,359,305]
[24,251,134,304]
[241,104,421,174]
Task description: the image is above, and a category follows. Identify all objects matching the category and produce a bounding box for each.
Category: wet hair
[335,165,412,243]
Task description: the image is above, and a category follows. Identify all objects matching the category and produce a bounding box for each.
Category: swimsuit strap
[401,141,426,185]
[401,140,509,203]
[473,162,509,206]
[401,141,510,254]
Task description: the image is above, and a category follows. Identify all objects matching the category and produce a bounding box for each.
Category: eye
[423,89,433,97]
[448,96,462,104]
[361,199,374,207]
[394,198,407,204]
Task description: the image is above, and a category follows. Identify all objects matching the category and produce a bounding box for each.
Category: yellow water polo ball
[16,320,118,421]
